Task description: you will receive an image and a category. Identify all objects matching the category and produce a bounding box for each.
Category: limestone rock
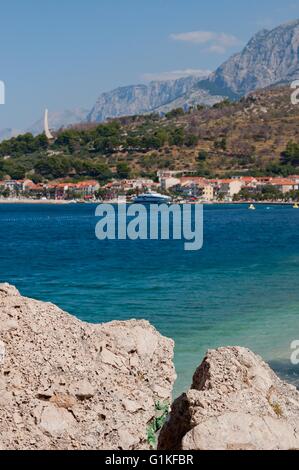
[182,413,299,451]
[39,404,76,437]
[159,347,299,451]
[0,284,175,450]
[87,76,213,123]
[208,20,299,96]
[70,380,95,400]
[0,340,5,364]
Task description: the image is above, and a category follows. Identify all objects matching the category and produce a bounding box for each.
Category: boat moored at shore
[133,192,172,204]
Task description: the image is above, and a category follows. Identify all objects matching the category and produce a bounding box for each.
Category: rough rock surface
[159,347,299,450]
[87,76,205,123]
[0,284,175,450]
[87,19,299,124]
[208,19,299,96]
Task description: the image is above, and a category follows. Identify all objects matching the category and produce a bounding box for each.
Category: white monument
[44,109,54,140]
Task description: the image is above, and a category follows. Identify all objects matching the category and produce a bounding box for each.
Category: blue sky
[0,0,299,129]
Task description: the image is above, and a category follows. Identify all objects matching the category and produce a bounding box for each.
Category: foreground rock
[0,284,175,450]
[159,347,299,450]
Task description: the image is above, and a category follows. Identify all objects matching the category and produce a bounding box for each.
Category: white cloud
[170,31,215,44]
[170,30,242,53]
[141,68,212,82]
[208,44,226,54]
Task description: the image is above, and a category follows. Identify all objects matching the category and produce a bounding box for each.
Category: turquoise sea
[0,203,298,395]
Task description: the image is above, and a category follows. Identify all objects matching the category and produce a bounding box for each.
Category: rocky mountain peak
[208,19,299,96]
[2,18,299,139]
[86,75,209,123]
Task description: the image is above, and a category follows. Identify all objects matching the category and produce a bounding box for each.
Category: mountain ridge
[2,18,299,141]
[86,75,213,123]
[206,19,299,96]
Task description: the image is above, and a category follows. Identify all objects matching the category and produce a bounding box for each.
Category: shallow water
[0,203,298,395]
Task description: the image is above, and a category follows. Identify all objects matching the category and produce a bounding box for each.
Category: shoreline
[0,198,297,206]
[0,199,83,205]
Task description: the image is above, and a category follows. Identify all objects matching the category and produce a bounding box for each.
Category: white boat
[248,204,256,210]
[133,192,172,204]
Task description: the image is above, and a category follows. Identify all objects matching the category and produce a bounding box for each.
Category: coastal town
[1,171,299,203]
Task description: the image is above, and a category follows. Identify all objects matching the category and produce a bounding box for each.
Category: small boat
[293,203,299,209]
[133,192,172,204]
[248,204,256,210]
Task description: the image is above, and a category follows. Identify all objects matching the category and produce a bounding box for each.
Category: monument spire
[44,109,54,140]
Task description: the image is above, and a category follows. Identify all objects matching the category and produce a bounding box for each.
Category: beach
[0,198,75,204]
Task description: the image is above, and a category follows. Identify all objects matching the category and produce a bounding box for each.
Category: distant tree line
[0,119,199,159]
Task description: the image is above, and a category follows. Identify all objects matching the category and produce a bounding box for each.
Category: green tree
[88,162,112,180]
[265,162,294,176]
[281,141,299,166]
[213,99,232,109]
[214,138,227,151]
[184,134,198,147]
[35,156,72,179]
[0,188,10,198]
[197,150,207,161]
[170,128,184,146]
[34,134,49,150]
[116,162,131,179]
[165,108,185,119]
[2,161,26,179]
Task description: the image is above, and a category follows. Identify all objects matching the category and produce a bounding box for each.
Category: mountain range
[206,19,299,96]
[2,19,299,141]
[87,74,218,122]
[0,128,23,142]
[28,108,89,136]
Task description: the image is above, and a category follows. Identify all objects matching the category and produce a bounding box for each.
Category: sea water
[0,203,298,395]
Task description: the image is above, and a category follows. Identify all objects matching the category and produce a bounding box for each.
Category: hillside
[0,86,299,183]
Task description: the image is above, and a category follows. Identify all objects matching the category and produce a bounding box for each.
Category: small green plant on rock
[147,401,169,448]
[271,402,283,417]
